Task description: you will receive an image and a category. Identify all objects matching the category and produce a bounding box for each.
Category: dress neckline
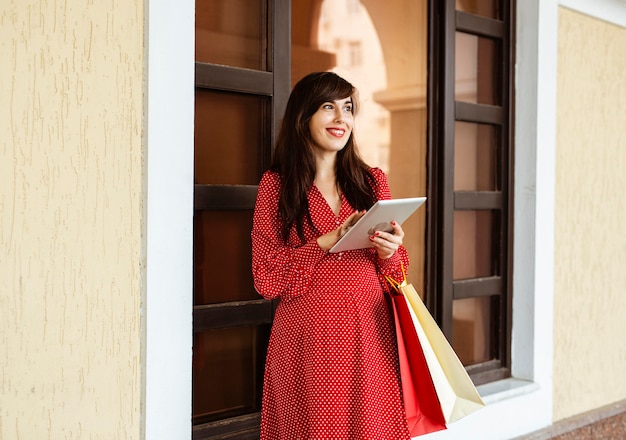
[312,183,344,218]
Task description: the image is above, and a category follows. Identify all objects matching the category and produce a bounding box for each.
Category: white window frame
[144,0,195,438]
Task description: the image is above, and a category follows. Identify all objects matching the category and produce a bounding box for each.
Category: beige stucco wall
[0,1,145,438]
[554,7,626,421]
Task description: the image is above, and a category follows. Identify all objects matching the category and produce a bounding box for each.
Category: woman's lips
[327,128,345,137]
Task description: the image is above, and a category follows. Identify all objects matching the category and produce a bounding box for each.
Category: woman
[251,72,411,439]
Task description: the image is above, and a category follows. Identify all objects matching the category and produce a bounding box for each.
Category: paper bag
[390,291,447,436]
[397,281,485,423]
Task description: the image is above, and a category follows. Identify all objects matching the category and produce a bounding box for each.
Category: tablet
[329,197,427,253]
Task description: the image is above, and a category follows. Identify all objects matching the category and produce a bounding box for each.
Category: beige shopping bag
[386,273,485,424]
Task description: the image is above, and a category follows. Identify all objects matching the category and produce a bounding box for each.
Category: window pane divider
[194,184,258,211]
[192,412,261,440]
[455,191,503,210]
[193,299,273,331]
[456,11,504,39]
[453,276,502,299]
[195,63,274,95]
[455,101,503,125]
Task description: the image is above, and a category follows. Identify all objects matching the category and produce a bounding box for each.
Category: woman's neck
[314,151,337,182]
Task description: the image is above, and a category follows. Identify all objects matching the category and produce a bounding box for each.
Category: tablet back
[329,197,426,253]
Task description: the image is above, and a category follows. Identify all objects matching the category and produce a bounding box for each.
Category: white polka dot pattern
[252,168,412,439]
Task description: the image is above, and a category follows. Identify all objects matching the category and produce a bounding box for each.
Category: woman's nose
[334,108,344,122]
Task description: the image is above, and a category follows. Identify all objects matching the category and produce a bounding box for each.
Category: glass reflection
[454,121,498,191]
[194,210,256,306]
[194,89,265,185]
[195,0,266,69]
[452,296,493,365]
[453,210,493,280]
[299,0,429,292]
[455,0,501,20]
[315,0,390,171]
[192,326,268,423]
[455,32,500,105]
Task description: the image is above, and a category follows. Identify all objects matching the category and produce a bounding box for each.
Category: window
[192,1,290,438]
[347,0,361,15]
[427,0,515,384]
[348,41,362,66]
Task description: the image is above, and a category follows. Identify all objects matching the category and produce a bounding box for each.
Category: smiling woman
[251,71,412,439]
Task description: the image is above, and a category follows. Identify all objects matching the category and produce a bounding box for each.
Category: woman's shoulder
[367,167,390,187]
[257,171,280,205]
[257,170,281,196]
[368,167,387,181]
[259,169,282,187]
[367,167,391,200]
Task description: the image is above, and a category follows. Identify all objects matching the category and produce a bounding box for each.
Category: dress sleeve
[251,171,327,302]
[369,168,411,284]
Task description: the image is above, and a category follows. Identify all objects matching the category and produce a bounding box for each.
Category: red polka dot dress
[252,168,411,440]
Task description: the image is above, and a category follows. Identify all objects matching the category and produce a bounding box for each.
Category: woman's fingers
[338,210,365,237]
[369,220,404,259]
[344,210,365,227]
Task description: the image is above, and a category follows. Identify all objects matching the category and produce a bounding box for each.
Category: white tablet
[329,197,427,253]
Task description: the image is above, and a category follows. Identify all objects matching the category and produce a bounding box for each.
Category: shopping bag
[386,272,485,424]
[390,291,447,436]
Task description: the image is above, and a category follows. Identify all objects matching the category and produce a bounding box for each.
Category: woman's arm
[251,172,326,302]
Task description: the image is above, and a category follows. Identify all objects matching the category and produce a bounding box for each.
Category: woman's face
[308,97,354,156]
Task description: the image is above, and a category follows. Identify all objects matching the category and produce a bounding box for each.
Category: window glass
[309,0,429,292]
[455,0,501,20]
[192,325,269,424]
[452,296,493,365]
[453,210,493,280]
[196,0,267,70]
[454,122,498,191]
[194,210,256,305]
[314,0,391,171]
[195,89,265,185]
[455,32,500,105]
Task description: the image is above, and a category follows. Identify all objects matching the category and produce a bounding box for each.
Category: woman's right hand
[316,210,366,251]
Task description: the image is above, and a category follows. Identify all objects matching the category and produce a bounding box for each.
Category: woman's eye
[322,104,333,109]
[343,105,353,112]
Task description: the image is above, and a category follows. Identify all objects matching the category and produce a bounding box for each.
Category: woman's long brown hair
[270,72,376,243]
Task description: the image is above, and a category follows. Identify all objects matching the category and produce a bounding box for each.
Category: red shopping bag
[390,291,447,436]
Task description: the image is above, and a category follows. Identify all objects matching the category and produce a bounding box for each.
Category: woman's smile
[327,128,346,137]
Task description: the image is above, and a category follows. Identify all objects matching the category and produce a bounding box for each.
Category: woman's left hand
[369,221,404,260]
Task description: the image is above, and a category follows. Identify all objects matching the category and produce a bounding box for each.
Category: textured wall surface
[0,0,145,438]
[554,7,626,421]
